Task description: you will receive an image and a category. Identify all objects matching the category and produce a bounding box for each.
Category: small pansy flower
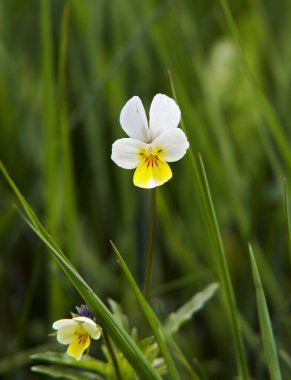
[111,94,189,188]
[52,306,102,360]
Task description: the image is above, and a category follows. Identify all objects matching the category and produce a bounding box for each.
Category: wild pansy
[111,94,189,188]
[52,305,102,360]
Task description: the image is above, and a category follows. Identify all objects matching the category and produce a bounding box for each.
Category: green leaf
[0,161,161,380]
[164,282,219,336]
[249,244,282,380]
[31,365,102,380]
[30,352,108,375]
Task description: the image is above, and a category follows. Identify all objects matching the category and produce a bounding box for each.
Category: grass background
[1,0,291,378]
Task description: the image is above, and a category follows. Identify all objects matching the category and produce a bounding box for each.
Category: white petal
[56,325,77,344]
[152,128,189,162]
[120,96,149,142]
[73,316,96,325]
[83,323,102,340]
[149,94,181,141]
[53,319,77,330]
[111,138,149,169]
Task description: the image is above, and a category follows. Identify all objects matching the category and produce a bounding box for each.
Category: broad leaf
[164,282,219,336]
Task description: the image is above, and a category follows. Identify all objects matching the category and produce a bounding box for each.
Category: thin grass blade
[249,244,282,380]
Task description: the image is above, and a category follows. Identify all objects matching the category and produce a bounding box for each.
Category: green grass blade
[110,241,181,380]
[249,244,282,380]
[169,73,249,379]
[197,155,249,380]
[168,338,203,380]
[0,162,161,380]
[284,179,291,265]
[41,0,62,317]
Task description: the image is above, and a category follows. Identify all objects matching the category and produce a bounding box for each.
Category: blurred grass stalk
[41,0,62,318]
[58,4,78,261]
[143,188,157,301]
[41,0,78,317]
[219,0,291,175]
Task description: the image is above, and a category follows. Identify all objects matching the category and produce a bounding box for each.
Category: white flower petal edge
[53,319,76,330]
[112,138,149,169]
[152,128,189,162]
[149,94,181,141]
[120,96,149,142]
[73,316,96,326]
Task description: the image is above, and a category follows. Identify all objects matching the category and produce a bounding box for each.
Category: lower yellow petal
[67,334,90,360]
[133,157,172,188]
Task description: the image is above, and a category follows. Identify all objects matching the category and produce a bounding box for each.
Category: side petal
[67,335,90,360]
[152,128,189,162]
[83,323,102,340]
[149,94,181,141]
[111,138,149,169]
[133,158,172,189]
[120,96,149,142]
[56,325,77,344]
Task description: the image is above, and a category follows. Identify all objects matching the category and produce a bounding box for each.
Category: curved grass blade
[0,161,161,380]
[249,244,282,380]
[169,72,249,380]
[197,155,250,380]
[110,241,181,380]
[284,179,291,265]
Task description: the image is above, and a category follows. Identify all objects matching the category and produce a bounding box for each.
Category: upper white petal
[149,94,181,141]
[120,96,149,142]
[52,319,77,330]
[152,128,189,162]
[111,138,149,169]
[73,316,96,325]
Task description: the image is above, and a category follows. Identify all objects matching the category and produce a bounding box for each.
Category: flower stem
[143,188,157,301]
[103,329,123,380]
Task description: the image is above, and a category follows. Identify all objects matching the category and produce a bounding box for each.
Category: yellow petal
[133,156,172,188]
[67,334,90,360]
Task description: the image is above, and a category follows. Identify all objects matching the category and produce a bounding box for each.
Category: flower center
[77,334,88,346]
[138,146,164,167]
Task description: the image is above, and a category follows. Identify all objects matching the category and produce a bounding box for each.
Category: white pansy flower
[52,316,102,360]
[111,94,189,188]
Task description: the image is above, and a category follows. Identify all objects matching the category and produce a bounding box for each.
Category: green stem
[143,188,157,300]
[103,329,123,380]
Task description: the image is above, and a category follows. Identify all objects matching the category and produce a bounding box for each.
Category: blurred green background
[1,0,291,378]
